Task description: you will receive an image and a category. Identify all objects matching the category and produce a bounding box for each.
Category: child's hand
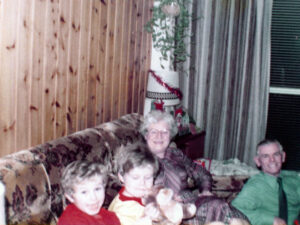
[173,193,183,202]
[144,202,162,222]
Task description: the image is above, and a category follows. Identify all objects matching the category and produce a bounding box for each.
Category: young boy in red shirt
[58,160,120,225]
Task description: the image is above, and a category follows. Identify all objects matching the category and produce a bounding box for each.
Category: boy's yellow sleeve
[109,194,152,225]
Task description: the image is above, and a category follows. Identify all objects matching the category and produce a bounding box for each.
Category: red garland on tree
[149,70,183,100]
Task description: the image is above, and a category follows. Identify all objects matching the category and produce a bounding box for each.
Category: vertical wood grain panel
[86,0,100,127]
[126,0,138,114]
[30,0,46,146]
[111,0,123,120]
[91,0,102,125]
[118,0,131,116]
[15,0,32,149]
[55,0,70,137]
[131,0,143,113]
[102,0,116,122]
[0,0,18,155]
[96,0,108,124]
[66,0,81,134]
[0,0,153,156]
[77,0,91,130]
[42,0,59,142]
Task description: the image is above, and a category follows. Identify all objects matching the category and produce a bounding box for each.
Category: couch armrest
[0,157,53,224]
[212,175,249,202]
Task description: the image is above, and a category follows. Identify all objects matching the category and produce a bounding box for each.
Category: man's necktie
[277,177,288,223]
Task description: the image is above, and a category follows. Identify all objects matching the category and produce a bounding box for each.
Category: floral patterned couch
[0,113,145,225]
[0,113,252,225]
[196,158,259,203]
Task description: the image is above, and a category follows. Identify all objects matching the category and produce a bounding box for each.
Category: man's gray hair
[256,139,283,155]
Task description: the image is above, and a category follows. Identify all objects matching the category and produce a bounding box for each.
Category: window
[266,0,300,171]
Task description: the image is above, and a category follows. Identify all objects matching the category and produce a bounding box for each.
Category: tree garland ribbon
[149,70,183,100]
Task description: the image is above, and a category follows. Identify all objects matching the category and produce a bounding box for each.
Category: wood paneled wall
[0,0,153,157]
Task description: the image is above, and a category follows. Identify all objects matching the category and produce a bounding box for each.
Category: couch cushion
[0,156,52,224]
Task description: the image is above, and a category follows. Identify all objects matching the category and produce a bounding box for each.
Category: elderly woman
[140,110,249,225]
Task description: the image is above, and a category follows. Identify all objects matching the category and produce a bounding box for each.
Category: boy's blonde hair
[61,160,108,196]
[115,144,159,176]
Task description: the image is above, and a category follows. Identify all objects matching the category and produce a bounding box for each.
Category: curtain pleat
[182,0,272,166]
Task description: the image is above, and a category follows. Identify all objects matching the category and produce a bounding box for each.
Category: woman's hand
[198,190,213,197]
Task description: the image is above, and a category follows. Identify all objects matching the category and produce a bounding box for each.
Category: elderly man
[232,139,300,225]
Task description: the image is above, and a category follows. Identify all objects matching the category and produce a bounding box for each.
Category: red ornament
[175,108,183,117]
[154,100,164,111]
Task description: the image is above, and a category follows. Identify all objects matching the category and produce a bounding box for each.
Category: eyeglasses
[148,129,170,138]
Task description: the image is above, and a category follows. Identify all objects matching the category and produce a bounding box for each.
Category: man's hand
[273,217,287,225]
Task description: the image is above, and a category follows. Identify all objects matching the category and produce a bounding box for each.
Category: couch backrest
[0,113,145,224]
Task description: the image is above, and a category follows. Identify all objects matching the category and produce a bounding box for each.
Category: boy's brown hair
[61,160,108,196]
[115,144,159,176]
